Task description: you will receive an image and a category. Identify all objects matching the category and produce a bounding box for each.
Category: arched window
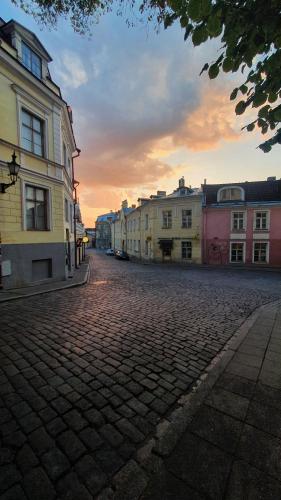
[217,186,245,202]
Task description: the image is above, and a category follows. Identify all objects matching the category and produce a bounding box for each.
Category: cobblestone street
[1,250,281,499]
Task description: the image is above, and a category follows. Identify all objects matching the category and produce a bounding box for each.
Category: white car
[105,248,115,256]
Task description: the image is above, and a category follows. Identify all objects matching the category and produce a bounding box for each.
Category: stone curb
[96,298,281,500]
[0,261,90,303]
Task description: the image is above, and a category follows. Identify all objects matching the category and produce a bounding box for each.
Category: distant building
[112,200,134,252]
[95,212,117,249]
[202,178,281,266]
[126,178,202,263]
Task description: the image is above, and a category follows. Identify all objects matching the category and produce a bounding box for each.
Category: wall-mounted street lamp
[0,152,21,194]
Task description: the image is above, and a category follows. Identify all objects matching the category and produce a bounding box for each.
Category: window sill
[253,228,269,232]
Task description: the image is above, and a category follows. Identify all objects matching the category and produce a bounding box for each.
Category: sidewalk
[137,300,281,500]
[0,257,90,302]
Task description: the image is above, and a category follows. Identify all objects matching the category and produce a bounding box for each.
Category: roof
[203,180,281,205]
[166,187,201,198]
[96,212,117,223]
[0,19,52,61]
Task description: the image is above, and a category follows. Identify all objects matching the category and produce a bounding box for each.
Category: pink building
[202,179,281,266]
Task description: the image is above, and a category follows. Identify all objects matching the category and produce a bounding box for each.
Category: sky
[2,1,281,226]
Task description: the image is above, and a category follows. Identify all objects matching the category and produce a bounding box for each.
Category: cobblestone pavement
[1,250,281,499]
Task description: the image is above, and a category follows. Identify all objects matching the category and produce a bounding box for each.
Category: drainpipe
[72,148,81,269]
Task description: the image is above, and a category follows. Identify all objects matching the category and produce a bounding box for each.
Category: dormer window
[22,41,42,79]
[217,186,244,202]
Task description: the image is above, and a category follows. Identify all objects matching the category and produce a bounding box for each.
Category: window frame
[25,184,49,231]
[252,241,269,264]
[162,210,172,229]
[182,241,192,260]
[229,241,245,263]
[231,211,246,231]
[254,210,269,231]
[217,186,245,203]
[21,41,42,79]
[21,108,44,157]
[145,214,149,230]
[182,209,192,229]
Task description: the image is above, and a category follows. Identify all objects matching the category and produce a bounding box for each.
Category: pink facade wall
[203,206,281,266]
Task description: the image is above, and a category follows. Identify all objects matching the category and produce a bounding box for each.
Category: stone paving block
[113,459,148,500]
[23,467,56,500]
[1,484,27,500]
[75,455,107,496]
[225,459,281,500]
[166,431,232,499]
[141,468,205,500]
[205,386,250,420]
[100,423,123,448]
[16,444,39,474]
[246,400,281,438]
[57,430,86,463]
[28,428,54,456]
[57,472,92,500]
[79,427,104,451]
[253,382,281,410]
[236,423,281,480]
[42,448,70,480]
[95,446,124,476]
[189,405,243,454]
[216,372,256,399]
[0,464,22,495]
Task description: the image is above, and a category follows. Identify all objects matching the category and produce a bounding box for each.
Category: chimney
[121,199,128,209]
[157,191,166,197]
[131,204,136,209]
[179,177,185,188]
[204,178,207,185]
[267,176,276,181]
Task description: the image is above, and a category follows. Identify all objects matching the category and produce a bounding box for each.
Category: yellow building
[0,18,79,288]
[126,178,202,263]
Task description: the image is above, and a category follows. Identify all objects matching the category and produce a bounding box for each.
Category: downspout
[72,148,81,269]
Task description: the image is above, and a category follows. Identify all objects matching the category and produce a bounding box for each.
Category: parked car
[115,250,129,260]
[105,248,115,256]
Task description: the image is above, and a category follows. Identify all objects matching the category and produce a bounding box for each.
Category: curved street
[1,250,281,499]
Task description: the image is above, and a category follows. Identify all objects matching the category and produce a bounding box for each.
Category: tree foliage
[12,0,281,152]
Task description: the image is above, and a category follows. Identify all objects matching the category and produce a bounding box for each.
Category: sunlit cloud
[54,50,88,89]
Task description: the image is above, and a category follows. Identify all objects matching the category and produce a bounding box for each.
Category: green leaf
[247,123,255,131]
[206,15,222,36]
[208,63,220,79]
[272,107,281,121]
[258,105,271,118]
[201,0,212,16]
[192,25,208,46]
[252,93,267,107]
[230,88,239,100]
[239,84,248,95]
[188,0,201,21]
[259,143,272,153]
[222,57,233,72]
[235,101,247,115]
[180,15,189,28]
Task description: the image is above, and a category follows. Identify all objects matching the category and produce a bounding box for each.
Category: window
[230,242,244,263]
[255,211,268,230]
[22,109,44,156]
[182,241,192,259]
[163,210,172,229]
[182,209,192,228]
[145,240,148,255]
[65,198,69,222]
[137,218,140,231]
[253,242,268,263]
[134,240,136,251]
[218,187,244,202]
[22,42,42,79]
[232,212,245,230]
[26,185,48,230]
[145,214,148,230]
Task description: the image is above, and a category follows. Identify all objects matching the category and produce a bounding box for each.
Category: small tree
[11,0,281,151]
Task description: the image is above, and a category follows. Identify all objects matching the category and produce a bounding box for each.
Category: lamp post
[0,152,21,194]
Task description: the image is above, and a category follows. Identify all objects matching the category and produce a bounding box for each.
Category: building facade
[0,18,79,289]
[202,179,281,266]
[126,178,202,263]
[95,212,117,249]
